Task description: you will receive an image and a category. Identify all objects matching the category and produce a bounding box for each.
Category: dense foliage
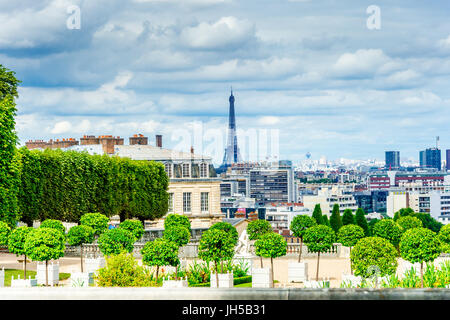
[80,213,109,236]
[311,204,323,225]
[40,219,66,235]
[209,222,239,245]
[17,148,169,224]
[0,221,11,246]
[290,215,316,239]
[303,225,336,253]
[397,216,423,231]
[141,238,180,281]
[96,252,155,287]
[67,225,95,247]
[163,226,191,247]
[342,209,355,226]
[254,232,287,259]
[372,219,403,247]
[164,214,191,233]
[329,204,343,233]
[394,208,442,233]
[247,219,272,240]
[119,219,145,242]
[438,224,450,253]
[350,236,398,278]
[24,227,66,262]
[355,208,369,236]
[337,224,365,248]
[7,226,34,256]
[400,228,441,265]
[198,228,235,272]
[98,228,135,256]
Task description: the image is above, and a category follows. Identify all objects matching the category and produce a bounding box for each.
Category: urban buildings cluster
[25,91,450,235]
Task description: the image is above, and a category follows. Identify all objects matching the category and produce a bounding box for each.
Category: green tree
[350,236,398,279]
[7,226,35,278]
[141,238,180,283]
[96,252,154,287]
[67,225,95,272]
[372,219,403,249]
[399,227,441,288]
[198,229,235,286]
[368,218,379,236]
[303,225,336,281]
[393,208,415,221]
[329,204,343,233]
[337,224,365,274]
[80,213,109,237]
[0,64,21,99]
[438,224,450,253]
[98,228,135,256]
[321,215,331,227]
[0,221,11,246]
[397,216,422,232]
[209,222,238,245]
[40,219,66,235]
[247,219,272,267]
[254,232,287,285]
[355,208,369,236]
[311,204,323,225]
[163,226,191,280]
[289,215,316,262]
[164,214,191,233]
[24,227,66,286]
[119,219,144,242]
[342,209,355,226]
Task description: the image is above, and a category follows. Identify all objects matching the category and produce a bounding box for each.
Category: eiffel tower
[219,88,242,172]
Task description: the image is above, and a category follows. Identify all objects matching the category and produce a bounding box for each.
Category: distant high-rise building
[420,148,441,170]
[385,151,400,169]
[446,149,450,171]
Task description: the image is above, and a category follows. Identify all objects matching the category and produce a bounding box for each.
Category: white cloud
[51,121,72,134]
[332,49,391,78]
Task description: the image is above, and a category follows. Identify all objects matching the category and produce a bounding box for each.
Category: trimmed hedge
[190,275,252,287]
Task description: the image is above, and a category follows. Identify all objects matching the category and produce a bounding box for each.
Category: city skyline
[2,1,450,163]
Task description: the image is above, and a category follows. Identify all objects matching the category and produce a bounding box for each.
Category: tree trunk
[24,254,27,279]
[156,266,159,283]
[215,261,219,288]
[45,260,48,287]
[298,237,303,263]
[80,245,84,273]
[316,252,320,281]
[271,257,274,287]
[420,262,424,288]
[175,265,178,281]
[260,256,263,268]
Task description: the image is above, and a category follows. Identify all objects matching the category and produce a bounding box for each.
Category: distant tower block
[221,88,242,167]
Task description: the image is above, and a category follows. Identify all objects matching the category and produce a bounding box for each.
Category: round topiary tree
[163,226,191,280]
[355,208,369,236]
[289,215,316,263]
[80,213,109,237]
[40,219,66,235]
[397,216,423,232]
[399,227,442,288]
[24,227,66,286]
[438,224,450,253]
[67,225,95,272]
[0,221,11,247]
[303,225,336,281]
[372,219,403,249]
[329,204,343,233]
[337,224,365,275]
[209,222,239,246]
[98,228,135,256]
[342,209,355,226]
[7,226,35,279]
[164,214,191,233]
[141,238,180,283]
[247,219,272,267]
[350,236,398,280]
[254,232,287,285]
[198,228,235,286]
[119,219,145,242]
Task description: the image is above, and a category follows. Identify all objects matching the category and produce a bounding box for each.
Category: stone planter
[304,280,330,288]
[11,276,38,288]
[288,262,308,283]
[252,268,273,288]
[37,261,59,286]
[85,257,106,274]
[210,272,234,288]
[0,268,4,287]
[162,279,189,288]
[70,272,94,287]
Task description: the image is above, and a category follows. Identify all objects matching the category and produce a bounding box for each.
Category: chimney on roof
[156,135,162,148]
[190,146,194,154]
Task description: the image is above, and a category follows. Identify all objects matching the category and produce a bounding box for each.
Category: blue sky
[2,0,450,165]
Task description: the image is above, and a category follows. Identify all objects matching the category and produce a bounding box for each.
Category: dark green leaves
[254,232,287,259]
[98,228,135,256]
[303,225,336,253]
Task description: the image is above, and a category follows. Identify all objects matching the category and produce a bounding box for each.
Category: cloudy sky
[2,0,450,165]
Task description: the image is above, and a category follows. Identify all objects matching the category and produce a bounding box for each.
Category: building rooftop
[113,145,212,162]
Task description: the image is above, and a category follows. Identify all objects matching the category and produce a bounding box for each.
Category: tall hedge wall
[17,147,169,225]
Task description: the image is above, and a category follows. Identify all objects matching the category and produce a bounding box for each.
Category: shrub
[164,214,191,233]
[372,219,403,248]
[80,213,109,237]
[40,219,66,235]
[350,236,398,278]
[399,227,441,287]
[95,252,154,287]
[209,222,239,245]
[397,216,422,231]
[342,209,355,226]
[98,228,135,256]
[438,224,450,253]
[0,221,11,246]
[119,219,144,242]
[7,226,35,278]
[247,219,272,241]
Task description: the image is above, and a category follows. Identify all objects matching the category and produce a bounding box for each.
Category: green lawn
[4,269,71,287]
[235,282,252,288]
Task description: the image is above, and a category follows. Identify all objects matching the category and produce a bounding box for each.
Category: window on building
[168,193,174,212]
[182,163,190,178]
[164,163,172,178]
[183,192,191,213]
[200,163,208,178]
[201,192,209,212]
